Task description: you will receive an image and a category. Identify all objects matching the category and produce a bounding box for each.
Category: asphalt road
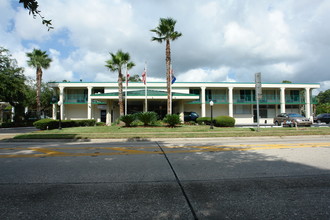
[0,136,330,219]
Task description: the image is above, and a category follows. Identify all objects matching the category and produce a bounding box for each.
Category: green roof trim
[49,81,320,85]
[91,89,199,97]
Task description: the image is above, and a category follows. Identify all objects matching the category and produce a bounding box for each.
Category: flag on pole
[171,68,176,84]
[142,68,147,85]
[126,71,130,86]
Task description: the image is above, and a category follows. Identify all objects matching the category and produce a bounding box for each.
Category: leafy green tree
[26,49,52,119]
[316,89,330,104]
[316,103,330,115]
[151,17,182,114]
[105,50,135,116]
[0,47,27,121]
[19,0,53,30]
[24,79,54,118]
[315,89,330,115]
[123,74,142,82]
[282,80,292,83]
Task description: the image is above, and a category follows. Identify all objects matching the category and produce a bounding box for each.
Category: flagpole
[125,63,128,115]
[144,62,147,112]
[170,64,172,115]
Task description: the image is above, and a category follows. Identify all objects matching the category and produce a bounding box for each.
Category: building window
[234,105,251,114]
[189,89,200,95]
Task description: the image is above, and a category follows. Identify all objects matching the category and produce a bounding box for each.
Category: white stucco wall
[234,114,254,124]
[65,104,88,120]
[205,104,228,117]
[184,104,201,116]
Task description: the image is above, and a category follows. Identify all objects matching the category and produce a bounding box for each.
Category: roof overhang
[90,89,199,101]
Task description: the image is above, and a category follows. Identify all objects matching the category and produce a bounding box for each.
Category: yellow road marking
[0,143,329,158]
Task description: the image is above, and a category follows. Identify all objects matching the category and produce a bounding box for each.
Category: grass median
[13,125,330,140]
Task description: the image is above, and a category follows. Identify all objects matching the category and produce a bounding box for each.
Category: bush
[120,114,136,127]
[136,112,158,126]
[214,116,235,127]
[96,122,106,126]
[33,119,59,130]
[163,114,181,127]
[33,119,96,130]
[0,121,34,128]
[196,117,212,125]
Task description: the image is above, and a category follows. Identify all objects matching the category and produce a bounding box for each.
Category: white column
[106,100,112,125]
[52,104,57,119]
[87,86,92,119]
[179,100,184,122]
[305,88,311,118]
[228,87,233,117]
[59,86,64,120]
[280,87,285,113]
[11,106,15,122]
[201,86,206,117]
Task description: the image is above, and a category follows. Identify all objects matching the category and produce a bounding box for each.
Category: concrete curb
[3,135,330,143]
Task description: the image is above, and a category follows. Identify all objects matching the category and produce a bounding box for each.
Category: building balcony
[285,95,305,104]
[206,95,228,103]
[64,94,88,104]
[233,94,281,104]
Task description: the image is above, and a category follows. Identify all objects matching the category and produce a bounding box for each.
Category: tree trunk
[36,67,42,119]
[166,39,171,115]
[118,68,124,116]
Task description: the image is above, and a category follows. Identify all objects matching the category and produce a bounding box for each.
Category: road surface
[0,136,330,219]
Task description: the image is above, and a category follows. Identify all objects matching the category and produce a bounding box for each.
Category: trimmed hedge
[214,116,235,127]
[163,114,181,127]
[0,121,34,128]
[33,119,96,130]
[33,119,59,130]
[196,117,212,125]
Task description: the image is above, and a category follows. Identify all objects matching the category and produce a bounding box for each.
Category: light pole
[210,100,214,129]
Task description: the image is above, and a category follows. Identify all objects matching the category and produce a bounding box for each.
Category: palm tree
[26,49,52,119]
[105,50,135,116]
[151,17,182,114]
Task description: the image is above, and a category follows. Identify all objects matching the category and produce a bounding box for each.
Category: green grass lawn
[13,125,330,140]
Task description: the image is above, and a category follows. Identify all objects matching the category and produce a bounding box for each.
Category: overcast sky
[1,0,330,93]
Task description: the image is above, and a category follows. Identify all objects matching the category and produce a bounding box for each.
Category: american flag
[171,68,176,84]
[142,69,147,85]
[126,71,130,86]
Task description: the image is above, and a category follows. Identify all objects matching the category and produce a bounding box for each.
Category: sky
[1,0,330,93]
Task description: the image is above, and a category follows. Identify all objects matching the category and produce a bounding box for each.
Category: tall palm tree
[105,50,135,116]
[26,49,52,119]
[151,17,182,114]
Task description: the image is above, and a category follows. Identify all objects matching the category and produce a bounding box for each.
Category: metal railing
[64,94,88,103]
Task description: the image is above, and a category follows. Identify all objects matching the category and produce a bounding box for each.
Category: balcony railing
[65,94,88,103]
[285,95,305,104]
[233,94,280,104]
[206,95,228,103]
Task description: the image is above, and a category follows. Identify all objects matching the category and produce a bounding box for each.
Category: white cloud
[178,67,230,82]
[1,0,330,93]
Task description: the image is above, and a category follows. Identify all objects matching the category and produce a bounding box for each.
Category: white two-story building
[48,81,320,125]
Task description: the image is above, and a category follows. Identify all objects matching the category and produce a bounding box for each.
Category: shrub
[120,114,136,127]
[33,119,59,130]
[75,119,96,126]
[136,112,158,126]
[0,121,34,128]
[163,114,181,127]
[96,122,106,126]
[196,117,211,125]
[33,119,97,130]
[214,116,235,127]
